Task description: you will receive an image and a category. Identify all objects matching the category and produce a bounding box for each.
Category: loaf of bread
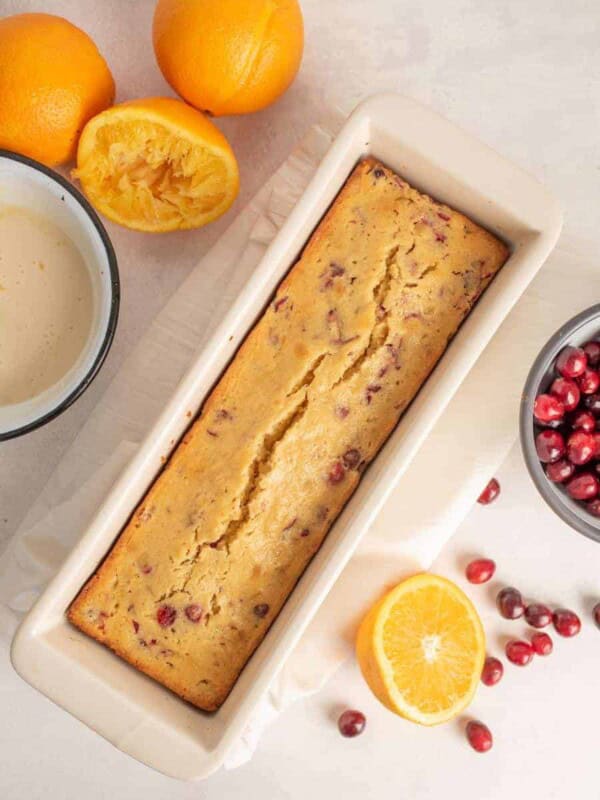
[68,158,509,710]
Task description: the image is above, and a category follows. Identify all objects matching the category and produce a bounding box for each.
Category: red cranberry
[556,346,587,378]
[592,431,600,456]
[535,430,565,463]
[550,377,580,412]
[553,608,581,637]
[587,498,600,516]
[546,459,575,483]
[531,632,553,655]
[584,394,600,414]
[580,369,600,395]
[465,558,495,584]
[533,394,565,424]
[571,410,596,433]
[328,461,346,484]
[156,605,177,627]
[338,709,366,737]
[505,639,534,666]
[497,587,525,619]
[524,603,552,628]
[584,341,600,367]
[566,430,595,465]
[593,602,600,629]
[253,603,270,618]
[566,472,599,500]
[184,604,203,623]
[477,478,500,505]
[342,448,361,469]
[466,721,493,753]
[481,656,503,686]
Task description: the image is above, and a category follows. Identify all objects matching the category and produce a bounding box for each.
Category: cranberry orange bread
[68,158,509,710]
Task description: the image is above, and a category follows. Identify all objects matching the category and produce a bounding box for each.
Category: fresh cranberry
[556,346,587,378]
[593,602,600,629]
[465,558,496,584]
[550,377,580,411]
[184,604,203,623]
[497,587,525,619]
[505,639,534,666]
[533,394,565,424]
[571,410,596,433]
[328,461,346,484]
[592,431,600,456]
[477,478,500,505]
[546,459,575,483]
[566,472,599,500]
[587,498,600,516]
[466,721,493,753]
[535,430,565,463]
[156,605,177,627]
[580,369,600,395]
[481,656,503,686]
[338,709,366,737]
[584,341,600,367]
[552,608,581,637]
[253,603,270,618]
[531,632,553,655]
[524,603,552,628]
[566,430,595,465]
[584,394,600,414]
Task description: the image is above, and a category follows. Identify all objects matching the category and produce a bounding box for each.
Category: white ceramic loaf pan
[11,94,562,780]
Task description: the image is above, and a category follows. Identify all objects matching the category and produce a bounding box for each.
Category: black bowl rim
[0,149,120,441]
[520,302,600,544]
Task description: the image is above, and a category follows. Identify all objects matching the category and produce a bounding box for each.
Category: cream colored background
[2,0,600,797]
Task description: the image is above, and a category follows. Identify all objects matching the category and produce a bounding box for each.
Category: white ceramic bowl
[11,95,562,779]
[0,150,119,440]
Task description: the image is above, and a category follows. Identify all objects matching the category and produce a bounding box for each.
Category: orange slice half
[356,574,485,725]
[73,97,239,232]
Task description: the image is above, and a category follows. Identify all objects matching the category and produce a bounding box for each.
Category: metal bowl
[0,150,119,440]
[520,303,600,543]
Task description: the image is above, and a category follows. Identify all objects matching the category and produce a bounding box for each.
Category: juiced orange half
[73,97,239,232]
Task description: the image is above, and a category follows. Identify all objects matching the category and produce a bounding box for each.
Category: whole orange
[153,0,304,116]
[0,13,115,166]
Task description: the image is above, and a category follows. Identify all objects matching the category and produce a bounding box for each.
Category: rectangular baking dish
[11,94,562,780]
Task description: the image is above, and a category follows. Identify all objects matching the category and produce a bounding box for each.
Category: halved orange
[73,97,239,232]
[356,574,485,726]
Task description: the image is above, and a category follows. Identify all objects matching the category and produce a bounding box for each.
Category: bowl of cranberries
[521,306,600,541]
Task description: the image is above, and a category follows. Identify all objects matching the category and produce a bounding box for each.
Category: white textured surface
[2,0,600,797]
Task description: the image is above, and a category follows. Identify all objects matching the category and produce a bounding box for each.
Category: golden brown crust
[69,158,508,711]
